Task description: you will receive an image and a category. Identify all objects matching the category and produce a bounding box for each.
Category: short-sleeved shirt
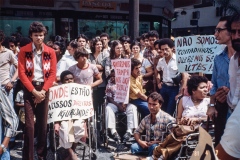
[156,54,178,83]
[0,47,18,85]
[68,63,99,85]
[129,75,145,100]
[15,90,24,104]
[57,54,77,77]
[140,58,152,75]
[89,51,109,88]
[181,96,209,118]
[134,110,175,142]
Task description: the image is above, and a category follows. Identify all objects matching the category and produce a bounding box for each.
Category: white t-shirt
[156,54,178,83]
[220,100,240,158]
[57,54,77,77]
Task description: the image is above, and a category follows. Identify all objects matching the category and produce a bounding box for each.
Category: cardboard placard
[47,83,94,123]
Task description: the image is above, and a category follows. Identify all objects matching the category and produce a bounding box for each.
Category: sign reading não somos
[175,35,225,74]
[47,83,94,123]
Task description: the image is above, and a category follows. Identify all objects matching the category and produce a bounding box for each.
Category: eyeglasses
[215,28,227,33]
[230,29,240,35]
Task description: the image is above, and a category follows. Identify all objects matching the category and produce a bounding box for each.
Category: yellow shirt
[129,75,145,100]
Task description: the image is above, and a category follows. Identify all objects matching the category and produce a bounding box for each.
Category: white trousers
[59,119,86,149]
[105,103,138,130]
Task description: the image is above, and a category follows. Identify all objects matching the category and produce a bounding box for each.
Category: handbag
[153,124,199,160]
[172,72,182,86]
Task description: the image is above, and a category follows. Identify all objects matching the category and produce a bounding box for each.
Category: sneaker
[112,132,121,142]
[123,132,131,142]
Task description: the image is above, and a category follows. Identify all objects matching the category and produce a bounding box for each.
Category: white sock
[126,129,132,135]
[110,128,117,135]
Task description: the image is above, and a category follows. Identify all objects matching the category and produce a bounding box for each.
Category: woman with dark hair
[105,40,124,78]
[89,37,109,112]
[52,36,66,62]
[131,41,154,95]
[119,35,132,58]
[177,76,209,125]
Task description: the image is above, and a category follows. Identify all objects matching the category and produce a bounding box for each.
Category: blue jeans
[131,99,150,118]
[159,84,179,116]
[131,142,158,156]
[0,149,10,160]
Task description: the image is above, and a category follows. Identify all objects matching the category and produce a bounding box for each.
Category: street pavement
[10,138,132,160]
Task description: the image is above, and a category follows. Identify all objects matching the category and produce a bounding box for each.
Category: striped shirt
[0,89,19,141]
[134,110,175,142]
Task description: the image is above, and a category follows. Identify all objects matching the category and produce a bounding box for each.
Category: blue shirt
[210,47,230,95]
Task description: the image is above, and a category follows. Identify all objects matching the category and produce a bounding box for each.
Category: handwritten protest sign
[47,83,94,124]
[111,59,131,104]
[190,126,218,160]
[175,35,226,74]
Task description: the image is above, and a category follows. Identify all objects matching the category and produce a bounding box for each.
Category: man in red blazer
[18,21,57,160]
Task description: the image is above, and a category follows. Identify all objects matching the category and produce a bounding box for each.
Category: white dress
[181,96,209,118]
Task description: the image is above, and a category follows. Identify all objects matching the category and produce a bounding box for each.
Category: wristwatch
[208,104,215,108]
[0,144,6,153]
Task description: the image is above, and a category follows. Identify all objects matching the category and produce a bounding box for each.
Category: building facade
[0,0,174,41]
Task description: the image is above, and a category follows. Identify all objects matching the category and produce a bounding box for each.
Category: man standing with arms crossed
[207,16,235,146]
[18,22,57,160]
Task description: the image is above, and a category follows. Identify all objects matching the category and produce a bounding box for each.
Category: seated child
[54,70,87,160]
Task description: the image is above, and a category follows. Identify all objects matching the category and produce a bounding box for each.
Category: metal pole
[129,0,139,40]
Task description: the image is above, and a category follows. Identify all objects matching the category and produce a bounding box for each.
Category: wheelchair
[100,95,140,155]
[49,113,98,160]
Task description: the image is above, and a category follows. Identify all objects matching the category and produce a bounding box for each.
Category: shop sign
[10,0,54,7]
[80,0,117,11]
[0,8,53,18]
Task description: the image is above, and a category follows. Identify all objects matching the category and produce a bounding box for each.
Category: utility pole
[129,0,139,40]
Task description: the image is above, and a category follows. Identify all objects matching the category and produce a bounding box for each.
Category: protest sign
[190,126,218,160]
[47,83,94,124]
[111,59,131,104]
[175,35,226,74]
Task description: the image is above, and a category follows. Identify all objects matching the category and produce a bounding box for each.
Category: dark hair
[77,34,88,42]
[141,33,148,40]
[90,37,103,53]
[154,39,161,47]
[119,35,131,44]
[0,30,5,42]
[19,37,31,47]
[69,40,78,49]
[146,30,159,39]
[158,38,174,48]
[28,21,47,36]
[54,41,66,55]
[229,14,240,29]
[110,40,122,59]
[187,76,208,95]
[9,37,18,46]
[147,92,164,105]
[219,16,232,32]
[131,58,141,71]
[60,70,74,83]
[100,33,109,39]
[73,47,89,60]
[130,41,141,50]
[46,41,54,48]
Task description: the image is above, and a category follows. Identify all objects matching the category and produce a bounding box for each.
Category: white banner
[111,59,131,104]
[47,83,94,124]
[175,35,226,74]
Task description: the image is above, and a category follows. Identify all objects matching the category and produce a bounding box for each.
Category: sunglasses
[230,29,240,35]
[215,28,227,33]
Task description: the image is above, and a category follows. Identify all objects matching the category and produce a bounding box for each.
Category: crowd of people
[0,13,239,160]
